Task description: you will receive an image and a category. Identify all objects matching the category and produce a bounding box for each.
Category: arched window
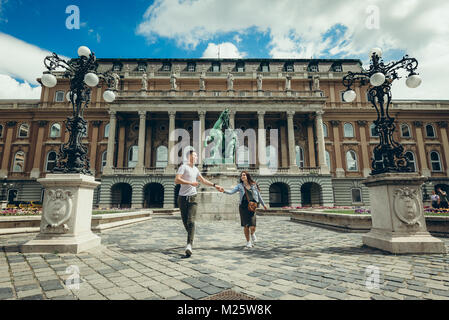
[295,145,305,168]
[430,151,442,172]
[12,151,25,172]
[346,150,358,171]
[370,123,379,137]
[156,146,168,168]
[352,188,362,203]
[18,123,29,138]
[344,123,354,138]
[50,123,61,138]
[104,123,110,138]
[325,150,331,170]
[401,124,411,138]
[45,151,57,172]
[128,145,138,168]
[405,151,416,172]
[323,123,328,138]
[101,151,107,171]
[426,124,436,138]
[0,124,3,138]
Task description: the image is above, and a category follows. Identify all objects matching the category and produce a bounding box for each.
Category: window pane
[426,125,435,137]
[50,124,60,137]
[344,123,354,138]
[430,152,439,161]
[325,151,331,170]
[401,124,410,137]
[323,123,328,137]
[405,152,416,172]
[370,124,378,137]
[347,151,357,171]
[352,189,362,203]
[19,124,28,137]
[104,123,110,138]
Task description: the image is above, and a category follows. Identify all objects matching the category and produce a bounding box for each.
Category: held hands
[214,185,225,192]
[263,205,268,210]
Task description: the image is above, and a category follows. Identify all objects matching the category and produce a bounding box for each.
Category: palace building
[1,58,448,209]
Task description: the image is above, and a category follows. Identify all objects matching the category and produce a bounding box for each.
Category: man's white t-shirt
[177,163,200,196]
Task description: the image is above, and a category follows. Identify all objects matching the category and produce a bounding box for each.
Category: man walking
[175,150,223,257]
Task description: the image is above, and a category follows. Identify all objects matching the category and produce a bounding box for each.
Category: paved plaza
[1,215,449,300]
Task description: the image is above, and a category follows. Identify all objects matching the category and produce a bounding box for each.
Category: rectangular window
[55,91,65,102]
[309,65,318,72]
[187,63,196,72]
[285,64,294,72]
[352,189,362,203]
[162,63,171,72]
[261,64,269,72]
[212,63,220,72]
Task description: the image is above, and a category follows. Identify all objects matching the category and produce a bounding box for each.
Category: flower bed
[0,208,42,216]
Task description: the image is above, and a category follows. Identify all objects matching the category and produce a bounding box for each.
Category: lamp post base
[21,174,101,254]
[362,173,446,254]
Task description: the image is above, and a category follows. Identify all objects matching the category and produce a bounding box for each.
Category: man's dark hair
[188,150,196,156]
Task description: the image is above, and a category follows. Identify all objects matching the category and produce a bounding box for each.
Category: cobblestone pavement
[1,216,449,300]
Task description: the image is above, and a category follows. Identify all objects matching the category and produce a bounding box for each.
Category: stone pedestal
[362,173,446,254]
[196,174,240,221]
[21,174,101,254]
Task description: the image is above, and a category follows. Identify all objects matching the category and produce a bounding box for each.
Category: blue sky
[0,0,448,99]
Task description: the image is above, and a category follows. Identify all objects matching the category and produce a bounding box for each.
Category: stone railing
[116,90,324,99]
[144,167,166,175]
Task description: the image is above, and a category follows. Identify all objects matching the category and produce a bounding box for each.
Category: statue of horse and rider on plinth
[203,108,238,165]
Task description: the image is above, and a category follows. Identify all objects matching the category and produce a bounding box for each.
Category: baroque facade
[1,58,449,209]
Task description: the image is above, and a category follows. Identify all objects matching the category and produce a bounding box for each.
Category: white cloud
[136,0,449,99]
[0,32,54,85]
[202,42,246,59]
[0,75,41,99]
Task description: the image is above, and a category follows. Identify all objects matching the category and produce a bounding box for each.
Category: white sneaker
[245,241,253,248]
[251,233,257,243]
[185,244,192,257]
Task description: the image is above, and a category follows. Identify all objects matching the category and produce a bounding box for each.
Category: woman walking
[222,171,267,248]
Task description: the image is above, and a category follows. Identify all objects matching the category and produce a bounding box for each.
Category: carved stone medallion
[43,189,73,232]
[393,187,422,227]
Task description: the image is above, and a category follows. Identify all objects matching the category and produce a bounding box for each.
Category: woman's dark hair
[239,171,260,190]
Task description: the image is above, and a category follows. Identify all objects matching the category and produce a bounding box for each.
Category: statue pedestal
[21,174,101,254]
[196,173,240,221]
[362,173,446,254]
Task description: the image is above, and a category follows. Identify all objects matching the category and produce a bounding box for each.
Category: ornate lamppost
[340,48,445,254]
[40,46,116,174]
[22,46,116,254]
[342,48,422,175]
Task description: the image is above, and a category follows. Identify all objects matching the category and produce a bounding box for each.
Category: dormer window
[285,62,294,72]
[236,61,245,72]
[332,63,342,72]
[212,62,220,72]
[187,62,196,72]
[260,62,269,72]
[308,63,318,72]
[162,62,172,72]
[112,63,122,72]
[138,62,147,72]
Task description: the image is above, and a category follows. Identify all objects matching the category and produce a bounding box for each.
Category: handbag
[243,184,259,213]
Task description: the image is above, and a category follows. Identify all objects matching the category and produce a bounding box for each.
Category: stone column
[168,110,176,172]
[0,121,17,178]
[30,120,48,179]
[135,111,147,173]
[307,116,316,168]
[331,120,345,177]
[287,111,298,171]
[414,121,430,177]
[315,111,329,174]
[145,118,152,169]
[89,120,101,176]
[258,111,267,170]
[229,110,236,129]
[103,111,116,175]
[362,173,446,254]
[437,121,449,177]
[117,122,126,168]
[357,120,370,177]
